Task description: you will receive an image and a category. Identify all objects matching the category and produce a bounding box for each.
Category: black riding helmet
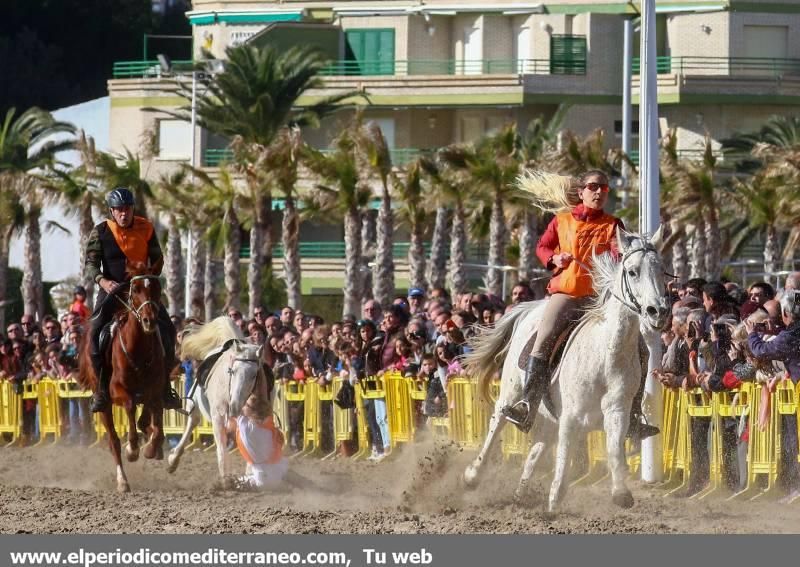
[106,187,136,209]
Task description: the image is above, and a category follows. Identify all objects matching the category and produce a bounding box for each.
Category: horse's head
[125,261,162,335]
[225,341,264,417]
[616,226,669,331]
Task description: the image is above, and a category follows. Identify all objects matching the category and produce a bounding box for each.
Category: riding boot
[627,365,660,441]
[501,356,550,433]
[90,351,111,413]
[162,377,183,411]
[157,314,182,411]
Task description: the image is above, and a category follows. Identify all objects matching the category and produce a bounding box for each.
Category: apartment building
[106,0,800,291]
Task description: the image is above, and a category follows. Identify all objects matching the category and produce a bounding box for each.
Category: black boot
[501,357,550,433]
[163,379,183,411]
[90,352,111,413]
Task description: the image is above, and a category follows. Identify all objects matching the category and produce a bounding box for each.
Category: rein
[112,275,162,326]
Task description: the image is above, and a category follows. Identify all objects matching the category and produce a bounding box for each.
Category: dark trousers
[781,414,800,491]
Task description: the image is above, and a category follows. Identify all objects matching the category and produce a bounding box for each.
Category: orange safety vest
[235,415,285,465]
[106,216,154,265]
[547,210,618,297]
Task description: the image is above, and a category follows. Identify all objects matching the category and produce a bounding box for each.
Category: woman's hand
[99,278,120,294]
[552,253,574,269]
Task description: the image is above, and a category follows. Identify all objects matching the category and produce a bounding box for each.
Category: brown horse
[77,261,167,492]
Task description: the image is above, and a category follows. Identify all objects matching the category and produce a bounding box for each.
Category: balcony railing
[242,241,492,260]
[627,148,750,165]
[632,56,800,77]
[114,58,583,79]
[113,59,193,78]
[204,148,430,167]
[319,58,560,76]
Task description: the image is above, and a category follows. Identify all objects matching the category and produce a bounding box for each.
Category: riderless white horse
[463,226,667,512]
[166,316,270,486]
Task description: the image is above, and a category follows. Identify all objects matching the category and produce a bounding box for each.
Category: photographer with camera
[746,290,800,502]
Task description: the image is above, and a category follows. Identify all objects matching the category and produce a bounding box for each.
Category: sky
[9,96,110,282]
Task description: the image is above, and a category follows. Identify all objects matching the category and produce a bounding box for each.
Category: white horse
[166,316,269,486]
[463,227,667,512]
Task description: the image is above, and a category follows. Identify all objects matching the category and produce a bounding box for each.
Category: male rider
[84,187,181,412]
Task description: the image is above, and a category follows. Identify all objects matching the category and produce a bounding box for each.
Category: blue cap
[408,287,425,298]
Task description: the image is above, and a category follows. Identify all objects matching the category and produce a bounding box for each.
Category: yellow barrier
[273,381,289,439]
[384,371,414,448]
[447,377,489,450]
[163,377,187,437]
[283,380,306,453]
[35,379,61,445]
[326,377,354,459]
[665,388,710,496]
[501,423,531,461]
[296,381,321,458]
[352,382,371,460]
[730,383,780,500]
[0,381,22,446]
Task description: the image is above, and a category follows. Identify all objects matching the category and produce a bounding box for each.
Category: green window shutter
[550,35,587,75]
[345,29,395,75]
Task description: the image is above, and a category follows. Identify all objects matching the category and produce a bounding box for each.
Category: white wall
[9,97,110,282]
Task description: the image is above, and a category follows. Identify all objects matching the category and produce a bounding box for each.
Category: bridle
[113,275,162,326]
[222,343,263,408]
[612,244,661,317]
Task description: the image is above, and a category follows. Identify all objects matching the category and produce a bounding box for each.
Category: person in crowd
[70,286,91,321]
[252,306,267,327]
[407,288,425,317]
[511,281,532,305]
[19,314,35,340]
[740,282,775,319]
[280,306,295,330]
[362,300,382,326]
[84,187,180,412]
[264,315,281,339]
[421,353,446,418]
[685,278,707,299]
[747,289,800,502]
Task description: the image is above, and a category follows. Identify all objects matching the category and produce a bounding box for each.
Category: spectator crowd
[4,272,800,504]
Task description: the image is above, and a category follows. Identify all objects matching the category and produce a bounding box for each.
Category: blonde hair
[181,316,244,360]
[516,170,578,214]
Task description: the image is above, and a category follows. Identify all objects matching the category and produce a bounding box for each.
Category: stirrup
[90,392,110,413]
[501,400,531,430]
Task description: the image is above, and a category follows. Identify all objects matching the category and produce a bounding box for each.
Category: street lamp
[158,54,224,318]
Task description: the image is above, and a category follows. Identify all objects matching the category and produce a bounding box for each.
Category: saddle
[193,338,239,390]
[99,321,118,361]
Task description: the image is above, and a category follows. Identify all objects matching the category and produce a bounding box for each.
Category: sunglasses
[584,182,610,193]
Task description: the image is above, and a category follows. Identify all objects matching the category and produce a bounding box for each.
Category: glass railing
[627,148,750,165]
[632,56,800,76]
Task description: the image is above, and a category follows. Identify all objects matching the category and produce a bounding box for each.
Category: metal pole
[621,18,633,209]
[639,0,663,483]
[184,71,197,318]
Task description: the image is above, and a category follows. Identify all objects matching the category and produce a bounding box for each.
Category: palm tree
[395,157,437,291]
[427,205,450,291]
[163,44,361,317]
[661,132,723,280]
[359,120,395,307]
[192,166,244,311]
[47,131,105,308]
[0,107,74,321]
[303,127,372,317]
[262,127,304,309]
[433,150,473,296]
[95,149,154,220]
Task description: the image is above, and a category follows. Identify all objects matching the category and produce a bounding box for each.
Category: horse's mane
[516,170,580,214]
[180,316,244,360]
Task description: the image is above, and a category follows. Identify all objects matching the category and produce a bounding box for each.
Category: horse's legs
[101,406,129,493]
[464,402,507,488]
[548,416,578,512]
[124,405,140,463]
[143,404,165,460]
[167,406,201,474]
[515,440,546,501]
[212,414,233,489]
[605,408,634,508]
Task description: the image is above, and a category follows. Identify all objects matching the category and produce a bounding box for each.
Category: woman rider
[503,170,658,440]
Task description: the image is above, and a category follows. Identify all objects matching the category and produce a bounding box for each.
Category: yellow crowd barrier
[0,382,22,446]
[296,380,323,458]
[384,371,414,448]
[326,377,355,460]
[447,377,489,450]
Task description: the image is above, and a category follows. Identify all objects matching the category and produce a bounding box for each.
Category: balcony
[204,148,431,168]
[632,56,800,104]
[111,56,591,108]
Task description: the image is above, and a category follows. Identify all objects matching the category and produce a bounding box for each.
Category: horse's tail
[464,303,532,404]
[181,315,244,361]
[76,333,97,391]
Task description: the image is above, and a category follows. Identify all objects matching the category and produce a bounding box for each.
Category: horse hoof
[463,466,479,489]
[154,446,164,460]
[167,455,179,474]
[125,446,139,462]
[612,490,635,509]
[117,482,131,493]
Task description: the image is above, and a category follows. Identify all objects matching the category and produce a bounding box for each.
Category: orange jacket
[538,206,621,297]
[106,216,154,266]
[235,415,285,465]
